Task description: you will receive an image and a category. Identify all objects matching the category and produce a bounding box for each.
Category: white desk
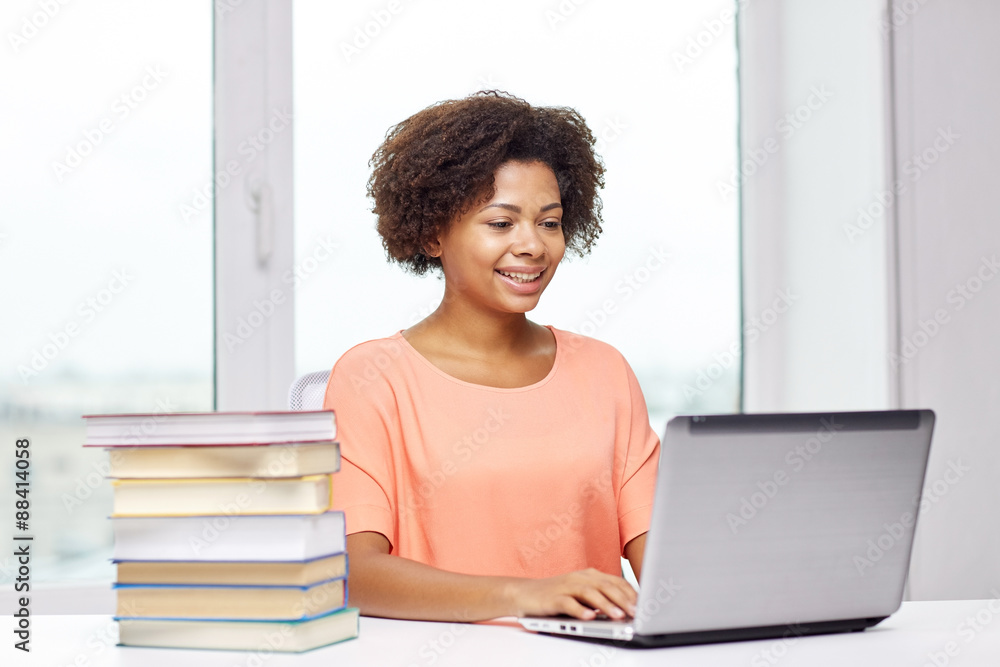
[5,601,1000,666]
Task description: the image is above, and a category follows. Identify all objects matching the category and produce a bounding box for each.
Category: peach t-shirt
[322,326,660,578]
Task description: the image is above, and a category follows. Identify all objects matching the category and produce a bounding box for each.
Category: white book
[83,410,336,446]
[112,512,346,562]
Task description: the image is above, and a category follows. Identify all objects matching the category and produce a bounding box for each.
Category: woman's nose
[510,221,544,256]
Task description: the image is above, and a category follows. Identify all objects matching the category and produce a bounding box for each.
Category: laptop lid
[632,409,934,636]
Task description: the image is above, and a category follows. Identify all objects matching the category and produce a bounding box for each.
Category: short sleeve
[323,343,399,547]
[616,357,661,553]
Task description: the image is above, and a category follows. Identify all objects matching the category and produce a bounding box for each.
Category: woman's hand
[504,568,638,620]
[347,532,637,622]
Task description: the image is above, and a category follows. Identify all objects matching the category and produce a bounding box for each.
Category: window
[0,0,213,585]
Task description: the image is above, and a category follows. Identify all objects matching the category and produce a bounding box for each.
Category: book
[111,475,332,517]
[115,577,347,620]
[82,410,336,446]
[106,441,340,478]
[116,552,347,586]
[112,512,346,561]
[117,607,359,652]
[89,409,355,651]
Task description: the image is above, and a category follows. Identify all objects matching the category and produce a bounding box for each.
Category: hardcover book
[115,552,347,586]
[115,577,347,620]
[83,410,336,446]
[111,475,332,516]
[105,441,340,479]
[111,512,346,561]
[117,607,360,652]
[87,408,356,651]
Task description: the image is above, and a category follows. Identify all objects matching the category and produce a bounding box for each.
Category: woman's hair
[368,90,606,275]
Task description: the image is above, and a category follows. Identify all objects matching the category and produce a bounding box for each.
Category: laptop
[519,409,935,648]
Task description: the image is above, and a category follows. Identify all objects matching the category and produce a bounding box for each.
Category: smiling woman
[322,91,660,623]
[411,160,565,387]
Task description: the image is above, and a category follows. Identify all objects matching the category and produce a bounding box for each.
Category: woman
[323,91,660,623]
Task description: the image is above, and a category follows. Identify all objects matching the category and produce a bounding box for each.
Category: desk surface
[6,600,1000,666]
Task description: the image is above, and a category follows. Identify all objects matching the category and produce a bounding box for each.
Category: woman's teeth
[497,270,542,283]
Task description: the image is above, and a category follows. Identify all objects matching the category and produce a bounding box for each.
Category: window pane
[0,0,213,585]
[293,0,740,425]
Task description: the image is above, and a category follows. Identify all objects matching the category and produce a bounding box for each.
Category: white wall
[890,0,1000,600]
[742,0,1000,599]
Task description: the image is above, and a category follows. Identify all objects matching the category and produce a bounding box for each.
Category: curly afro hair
[367,90,605,275]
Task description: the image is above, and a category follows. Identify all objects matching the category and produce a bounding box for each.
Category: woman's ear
[424,239,441,258]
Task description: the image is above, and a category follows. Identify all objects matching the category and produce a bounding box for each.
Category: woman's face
[432,160,565,315]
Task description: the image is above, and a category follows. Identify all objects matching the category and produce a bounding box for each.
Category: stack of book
[82,410,358,653]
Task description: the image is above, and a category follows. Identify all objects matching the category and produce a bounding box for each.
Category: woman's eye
[541,220,562,229]
[487,221,511,229]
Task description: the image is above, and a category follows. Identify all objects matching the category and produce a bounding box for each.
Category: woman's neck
[409,294,542,359]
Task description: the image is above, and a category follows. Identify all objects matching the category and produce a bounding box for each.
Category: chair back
[287,370,332,410]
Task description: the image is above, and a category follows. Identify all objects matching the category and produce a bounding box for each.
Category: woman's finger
[573,586,627,620]
[598,581,638,617]
[558,596,599,620]
[572,571,638,616]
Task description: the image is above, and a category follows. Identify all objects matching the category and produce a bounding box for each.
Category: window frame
[214,0,296,410]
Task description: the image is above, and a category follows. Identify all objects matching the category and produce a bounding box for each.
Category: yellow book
[107,441,340,479]
[116,553,347,586]
[115,578,346,620]
[111,475,331,516]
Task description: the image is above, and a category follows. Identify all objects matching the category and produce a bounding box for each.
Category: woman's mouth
[495,268,545,293]
[496,269,543,283]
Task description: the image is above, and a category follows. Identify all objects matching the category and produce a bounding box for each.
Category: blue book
[117,607,359,652]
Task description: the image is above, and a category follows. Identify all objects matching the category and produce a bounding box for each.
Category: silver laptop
[519,410,935,648]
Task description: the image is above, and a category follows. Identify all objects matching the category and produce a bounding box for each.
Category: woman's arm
[348,531,639,622]
[624,532,647,583]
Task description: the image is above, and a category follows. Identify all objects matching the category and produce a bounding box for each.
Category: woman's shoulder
[329,332,411,379]
[550,326,627,362]
[549,326,631,379]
